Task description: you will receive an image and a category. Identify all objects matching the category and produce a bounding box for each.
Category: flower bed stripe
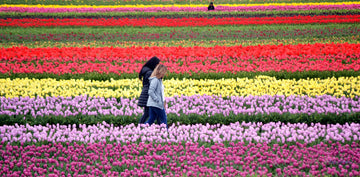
[2,26,358,42]
[2,10,360,20]
[1,76,359,98]
[2,43,360,74]
[1,141,359,176]
[1,122,359,144]
[1,15,359,27]
[2,4,360,12]
[1,95,360,118]
[1,55,359,75]
[2,43,359,60]
[2,37,358,48]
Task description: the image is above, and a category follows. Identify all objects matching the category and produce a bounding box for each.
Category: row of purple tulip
[1,140,359,176]
[1,95,359,118]
[1,4,359,13]
[1,121,359,144]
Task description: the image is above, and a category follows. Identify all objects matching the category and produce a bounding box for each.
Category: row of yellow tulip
[1,2,358,8]
[1,76,359,98]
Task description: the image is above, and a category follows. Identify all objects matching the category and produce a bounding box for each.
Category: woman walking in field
[138,56,161,124]
[145,64,168,129]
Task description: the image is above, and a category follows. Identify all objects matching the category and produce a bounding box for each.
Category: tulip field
[1,0,360,176]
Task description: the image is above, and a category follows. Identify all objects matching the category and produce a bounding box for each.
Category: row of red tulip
[1,43,358,74]
[1,55,359,74]
[1,43,359,61]
[1,15,359,27]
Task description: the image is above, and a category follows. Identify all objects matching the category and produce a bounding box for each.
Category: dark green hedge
[1,112,359,127]
[1,70,360,81]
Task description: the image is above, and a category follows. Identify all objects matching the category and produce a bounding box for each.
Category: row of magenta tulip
[2,26,358,42]
[1,9,359,19]
[1,4,360,13]
[1,15,359,27]
[1,95,360,125]
[3,0,356,5]
[1,140,359,176]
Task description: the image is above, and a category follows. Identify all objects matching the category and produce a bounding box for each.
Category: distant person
[208,2,215,11]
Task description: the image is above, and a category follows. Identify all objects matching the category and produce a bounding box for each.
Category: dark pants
[139,106,161,124]
[146,106,168,129]
[139,106,149,124]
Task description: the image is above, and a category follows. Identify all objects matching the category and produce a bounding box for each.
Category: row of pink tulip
[1,122,359,144]
[1,94,360,119]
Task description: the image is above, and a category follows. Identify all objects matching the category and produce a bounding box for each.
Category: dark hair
[139,56,160,80]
